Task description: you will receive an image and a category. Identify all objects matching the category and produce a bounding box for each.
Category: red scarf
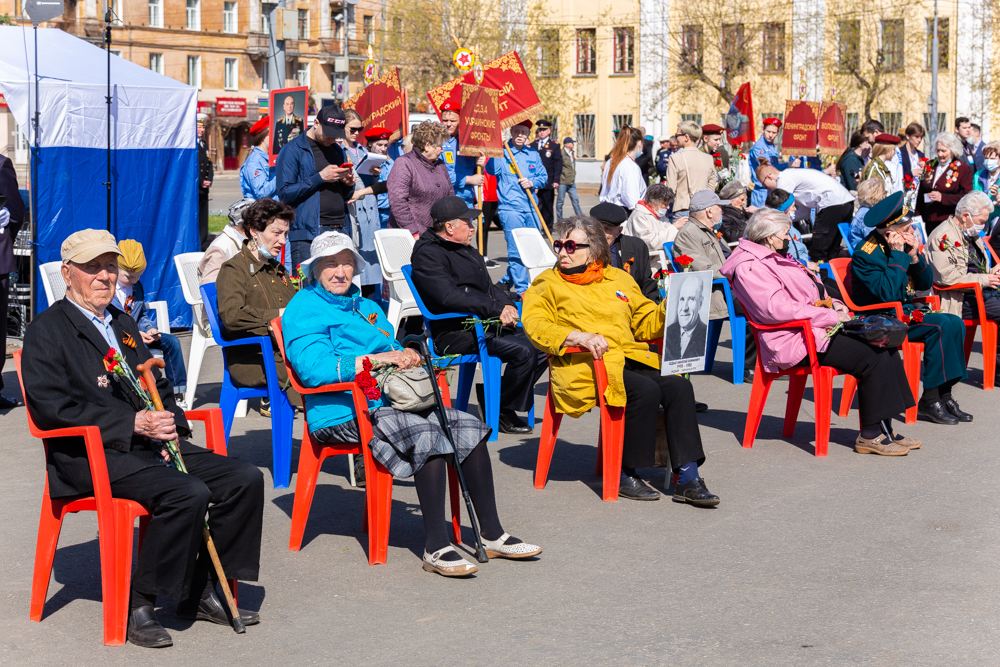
[558,262,605,285]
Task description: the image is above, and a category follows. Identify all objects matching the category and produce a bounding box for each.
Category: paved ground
[4,201,1000,664]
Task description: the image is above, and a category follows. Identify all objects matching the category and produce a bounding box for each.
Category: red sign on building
[197,101,214,115]
[216,98,248,117]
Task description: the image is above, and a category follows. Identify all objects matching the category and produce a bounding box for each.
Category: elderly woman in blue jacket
[282,232,541,577]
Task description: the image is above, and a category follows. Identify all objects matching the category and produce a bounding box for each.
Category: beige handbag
[381,367,438,412]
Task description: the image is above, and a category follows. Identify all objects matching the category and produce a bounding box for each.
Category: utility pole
[927,0,939,148]
[266,1,286,95]
[379,0,385,73]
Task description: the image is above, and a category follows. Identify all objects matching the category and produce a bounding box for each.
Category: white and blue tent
[0,27,198,326]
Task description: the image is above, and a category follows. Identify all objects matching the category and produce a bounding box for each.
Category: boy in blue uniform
[748,117,801,207]
[850,192,971,425]
[439,101,485,207]
[486,119,547,294]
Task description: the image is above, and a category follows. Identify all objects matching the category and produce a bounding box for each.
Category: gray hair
[955,190,995,219]
[552,215,612,266]
[645,183,674,207]
[744,207,792,244]
[935,132,965,162]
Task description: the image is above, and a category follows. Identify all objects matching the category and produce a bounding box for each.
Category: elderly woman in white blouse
[599,126,647,213]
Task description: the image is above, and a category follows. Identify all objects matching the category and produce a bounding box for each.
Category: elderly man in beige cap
[19,229,264,649]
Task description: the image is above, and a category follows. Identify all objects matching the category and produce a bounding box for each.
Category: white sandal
[482,533,542,559]
[422,546,478,577]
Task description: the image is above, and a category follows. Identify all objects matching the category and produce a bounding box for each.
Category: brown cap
[61,229,122,264]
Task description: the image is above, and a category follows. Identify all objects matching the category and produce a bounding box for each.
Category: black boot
[943,398,973,422]
[498,409,531,434]
[672,478,721,507]
[127,606,172,648]
[917,398,959,425]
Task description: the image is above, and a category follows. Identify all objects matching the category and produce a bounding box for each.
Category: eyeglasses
[552,240,590,254]
[345,126,363,134]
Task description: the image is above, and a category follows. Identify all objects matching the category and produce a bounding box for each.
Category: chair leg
[731,318,746,385]
[96,502,123,645]
[813,369,834,457]
[234,399,249,419]
[704,319,722,373]
[534,386,562,489]
[436,370,452,407]
[29,496,63,622]
[268,390,294,489]
[364,453,393,566]
[113,504,141,646]
[455,363,475,412]
[783,374,808,438]
[447,467,462,544]
[184,325,209,409]
[387,298,402,335]
[289,435,325,551]
[482,357,502,443]
[903,342,922,424]
[742,370,773,449]
[839,375,858,418]
[983,323,997,391]
[600,406,626,502]
[963,324,978,364]
[220,382,240,441]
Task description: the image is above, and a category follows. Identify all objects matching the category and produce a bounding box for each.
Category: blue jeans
[498,207,537,292]
[556,183,582,219]
[150,332,188,392]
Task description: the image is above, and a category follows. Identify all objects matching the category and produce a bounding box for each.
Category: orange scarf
[558,262,605,285]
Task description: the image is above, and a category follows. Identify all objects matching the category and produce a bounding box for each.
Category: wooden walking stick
[503,141,553,244]
[136,359,246,634]
[476,164,485,255]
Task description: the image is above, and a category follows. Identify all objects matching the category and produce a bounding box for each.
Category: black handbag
[840,315,909,348]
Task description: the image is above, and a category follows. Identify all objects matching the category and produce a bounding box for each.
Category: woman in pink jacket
[721,208,918,457]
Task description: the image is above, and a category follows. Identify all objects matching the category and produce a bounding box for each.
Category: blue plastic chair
[662,241,746,384]
[839,223,854,256]
[401,265,533,441]
[200,283,295,488]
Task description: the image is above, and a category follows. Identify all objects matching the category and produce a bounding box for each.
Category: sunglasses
[345,126,363,133]
[553,240,590,254]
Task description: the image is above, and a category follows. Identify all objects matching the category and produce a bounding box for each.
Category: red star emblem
[457,53,471,67]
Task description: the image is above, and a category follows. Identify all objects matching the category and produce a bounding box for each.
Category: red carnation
[362,357,373,373]
[911,310,925,323]
[104,348,119,372]
[675,254,694,267]
[714,159,723,167]
[954,241,961,247]
[901,314,910,324]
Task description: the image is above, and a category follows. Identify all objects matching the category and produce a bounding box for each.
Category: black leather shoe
[918,399,959,425]
[127,606,173,648]
[498,409,531,434]
[352,453,366,488]
[177,590,260,627]
[0,394,20,409]
[695,402,708,413]
[943,398,973,422]
[743,369,755,384]
[618,473,660,500]
[672,478,721,507]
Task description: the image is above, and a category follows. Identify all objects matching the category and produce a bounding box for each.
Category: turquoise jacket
[282,282,401,430]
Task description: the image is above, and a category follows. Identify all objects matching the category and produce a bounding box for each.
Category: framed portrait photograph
[661,270,714,376]
[910,217,928,248]
[268,86,309,166]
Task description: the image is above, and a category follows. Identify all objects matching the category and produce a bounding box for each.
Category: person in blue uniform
[748,117,801,208]
[239,115,276,199]
[850,192,972,425]
[439,101,485,207]
[529,119,562,229]
[486,119,547,294]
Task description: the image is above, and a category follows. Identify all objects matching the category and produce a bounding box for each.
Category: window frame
[224,57,239,91]
[298,9,309,40]
[613,26,634,75]
[538,28,561,78]
[837,19,860,72]
[575,28,597,75]
[185,0,200,31]
[363,14,373,45]
[880,19,904,72]
[296,61,310,87]
[149,52,164,75]
[574,113,596,158]
[924,17,949,70]
[148,0,163,29]
[680,24,703,74]
[186,55,201,89]
[761,22,785,73]
[223,1,238,34]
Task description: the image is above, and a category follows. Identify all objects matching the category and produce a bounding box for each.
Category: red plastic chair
[270,319,460,564]
[534,347,626,501]
[828,257,939,423]
[935,281,997,390]
[739,304,847,456]
[14,351,231,646]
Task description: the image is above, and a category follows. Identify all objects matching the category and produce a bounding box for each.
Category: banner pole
[503,141,552,244]
[476,165,484,255]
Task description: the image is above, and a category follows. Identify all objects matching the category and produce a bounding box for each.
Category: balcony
[248,31,269,57]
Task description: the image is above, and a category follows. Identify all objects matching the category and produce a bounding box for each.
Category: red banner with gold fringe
[343,67,407,143]
[427,51,543,129]
[458,84,503,158]
[817,100,847,156]
[780,100,820,157]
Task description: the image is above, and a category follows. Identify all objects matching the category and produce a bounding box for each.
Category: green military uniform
[850,229,967,389]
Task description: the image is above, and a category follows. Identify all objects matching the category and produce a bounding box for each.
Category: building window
[111,0,122,25]
[331,11,343,41]
[613,27,634,74]
[881,19,904,72]
[720,23,745,74]
[148,0,162,28]
[296,61,309,87]
[149,52,163,74]
[186,0,200,30]
[187,55,201,89]
[612,114,633,134]
[680,25,703,74]
[363,15,373,44]
[845,112,859,144]
[261,12,270,34]
[575,29,596,75]
[538,28,560,77]
[680,113,703,126]
[224,57,238,90]
[838,20,860,71]
[761,23,785,73]
[923,112,946,135]
[925,18,949,69]
[574,113,596,158]
[879,112,903,135]
[223,1,238,33]
[298,9,309,40]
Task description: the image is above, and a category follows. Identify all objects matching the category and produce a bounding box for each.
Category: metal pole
[266,1,285,95]
[104,11,112,233]
[342,4,349,98]
[378,0,385,73]
[30,24,39,317]
[928,0,939,148]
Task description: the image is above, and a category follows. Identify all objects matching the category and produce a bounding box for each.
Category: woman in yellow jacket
[522,215,719,506]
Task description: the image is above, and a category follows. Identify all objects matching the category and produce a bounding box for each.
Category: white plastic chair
[650,249,668,275]
[173,251,230,412]
[373,229,421,333]
[511,228,557,284]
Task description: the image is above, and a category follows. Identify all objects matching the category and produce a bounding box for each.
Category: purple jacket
[387,150,455,235]
[720,238,842,373]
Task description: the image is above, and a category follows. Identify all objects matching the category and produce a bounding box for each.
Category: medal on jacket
[97,374,109,388]
[122,332,137,349]
[615,290,629,302]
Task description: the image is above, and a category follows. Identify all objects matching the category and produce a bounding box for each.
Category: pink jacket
[720,238,841,373]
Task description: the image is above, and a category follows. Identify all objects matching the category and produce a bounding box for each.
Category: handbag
[381,367,438,412]
[840,314,909,348]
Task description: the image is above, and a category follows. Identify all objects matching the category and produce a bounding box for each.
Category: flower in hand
[357,357,382,401]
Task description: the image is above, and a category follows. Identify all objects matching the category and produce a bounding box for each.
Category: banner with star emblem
[458,84,503,158]
[343,67,408,143]
[427,51,543,129]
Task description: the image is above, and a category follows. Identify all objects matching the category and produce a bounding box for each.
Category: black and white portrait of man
[661,270,712,374]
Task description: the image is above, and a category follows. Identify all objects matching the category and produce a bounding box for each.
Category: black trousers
[622,360,706,470]
[0,275,6,392]
[109,451,264,601]
[962,293,1000,321]
[810,201,854,262]
[811,333,915,425]
[480,200,502,257]
[485,330,548,412]
[536,188,555,230]
[198,189,210,249]
[291,239,313,272]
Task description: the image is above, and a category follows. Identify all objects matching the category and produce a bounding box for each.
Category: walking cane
[136,359,246,634]
[402,334,489,563]
[503,141,554,244]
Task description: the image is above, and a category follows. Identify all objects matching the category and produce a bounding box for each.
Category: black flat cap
[589,202,629,226]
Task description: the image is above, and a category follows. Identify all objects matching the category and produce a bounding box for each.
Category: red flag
[817,100,847,156]
[725,82,755,146]
[781,100,820,157]
[343,67,407,143]
[427,51,543,129]
[458,84,503,158]
[427,74,464,119]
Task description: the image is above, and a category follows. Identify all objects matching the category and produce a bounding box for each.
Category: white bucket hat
[300,232,367,280]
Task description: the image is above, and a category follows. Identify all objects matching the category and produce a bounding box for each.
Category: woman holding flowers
[917,132,973,233]
[722,208,917,456]
[282,232,541,578]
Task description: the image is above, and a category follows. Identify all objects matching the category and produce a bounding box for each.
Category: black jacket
[719,205,750,243]
[0,155,25,274]
[636,138,654,179]
[663,318,708,361]
[21,299,200,498]
[198,139,214,192]
[529,138,563,190]
[410,230,515,354]
[612,233,660,302]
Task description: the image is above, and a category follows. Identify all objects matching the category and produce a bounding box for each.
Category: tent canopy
[0,27,199,327]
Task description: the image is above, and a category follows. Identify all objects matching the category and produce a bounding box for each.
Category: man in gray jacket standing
[556,137,583,220]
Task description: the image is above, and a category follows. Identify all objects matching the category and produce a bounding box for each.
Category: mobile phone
[340,163,353,169]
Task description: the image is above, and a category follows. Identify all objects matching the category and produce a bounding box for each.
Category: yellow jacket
[522,265,665,418]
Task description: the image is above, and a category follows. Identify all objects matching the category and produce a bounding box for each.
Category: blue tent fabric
[0,27,198,327]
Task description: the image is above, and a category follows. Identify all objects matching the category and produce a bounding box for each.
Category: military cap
[864,191,909,229]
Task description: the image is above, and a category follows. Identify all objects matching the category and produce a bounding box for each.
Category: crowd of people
[8,103,1000,649]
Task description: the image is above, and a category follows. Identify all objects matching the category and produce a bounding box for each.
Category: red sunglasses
[553,240,590,254]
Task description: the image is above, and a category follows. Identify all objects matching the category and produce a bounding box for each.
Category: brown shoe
[855,434,909,456]
[893,434,922,450]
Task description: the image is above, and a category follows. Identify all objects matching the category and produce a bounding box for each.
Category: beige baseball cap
[60,229,122,264]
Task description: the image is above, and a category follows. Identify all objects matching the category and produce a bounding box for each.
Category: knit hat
[117,239,147,273]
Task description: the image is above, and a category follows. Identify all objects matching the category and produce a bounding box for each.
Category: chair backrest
[827,257,860,308]
[38,261,66,306]
[512,228,556,272]
[662,241,679,272]
[13,351,46,438]
[198,282,226,346]
[174,252,206,306]
[373,229,416,277]
[148,301,171,334]
[270,318,309,395]
[838,223,853,256]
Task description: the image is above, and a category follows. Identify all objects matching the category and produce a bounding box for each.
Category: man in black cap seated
[590,202,660,302]
[530,119,562,230]
[410,196,547,434]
